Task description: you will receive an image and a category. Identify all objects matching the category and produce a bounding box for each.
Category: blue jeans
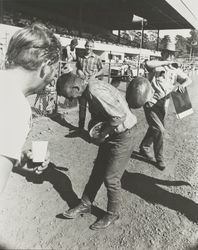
[82,126,135,214]
[140,98,167,162]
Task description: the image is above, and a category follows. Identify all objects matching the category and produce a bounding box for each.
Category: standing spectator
[125,64,134,89]
[138,63,145,77]
[0,23,61,193]
[120,59,128,76]
[139,42,192,170]
[76,39,104,128]
[61,38,78,74]
[76,39,103,81]
[0,44,4,70]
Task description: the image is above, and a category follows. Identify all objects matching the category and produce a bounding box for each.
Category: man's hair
[70,38,78,46]
[56,72,84,96]
[126,77,152,109]
[5,23,61,70]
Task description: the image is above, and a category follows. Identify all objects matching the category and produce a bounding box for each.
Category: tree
[175,35,188,57]
[189,29,198,57]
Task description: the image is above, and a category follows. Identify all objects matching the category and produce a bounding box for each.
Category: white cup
[32,141,48,163]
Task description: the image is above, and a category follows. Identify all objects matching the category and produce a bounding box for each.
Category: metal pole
[0,0,3,23]
[189,46,192,61]
[156,29,160,51]
[108,51,112,83]
[137,18,144,76]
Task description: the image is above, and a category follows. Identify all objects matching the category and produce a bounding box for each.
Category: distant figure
[0,23,61,193]
[76,39,103,82]
[61,38,78,74]
[76,39,104,127]
[0,44,4,70]
[125,65,134,89]
[120,59,128,76]
[138,63,145,77]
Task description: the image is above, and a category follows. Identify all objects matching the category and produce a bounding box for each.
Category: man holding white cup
[0,23,61,193]
[17,141,50,175]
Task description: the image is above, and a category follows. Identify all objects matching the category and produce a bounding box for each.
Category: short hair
[56,72,84,96]
[70,38,78,46]
[5,23,61,70]
[126,77,152,109]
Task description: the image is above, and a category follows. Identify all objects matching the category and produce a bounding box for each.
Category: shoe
[156,160,166,171]
[62,202,91,219]
[139,148,154,161]
[90,213,119,230]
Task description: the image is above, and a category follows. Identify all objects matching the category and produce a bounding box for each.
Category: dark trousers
[140,99,167,162]
[81,127,135,214]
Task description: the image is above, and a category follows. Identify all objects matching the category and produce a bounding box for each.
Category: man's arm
[95,68,104,78]
[92,57,104,79]
[76,69,86,80]
[146,60,173,70]
[78,93,87,129]
[0,155,14,194]
[66,46,73,62]
[76,58,86,79]
[175,72,192,93]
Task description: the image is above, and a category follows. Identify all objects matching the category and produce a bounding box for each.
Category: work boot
[156,160,166,171]
[90,213,119,230]
[139,148,154,161]
[62,202,91,219]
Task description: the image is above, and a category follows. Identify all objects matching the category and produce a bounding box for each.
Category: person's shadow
[49,113,91,143]
[13,162,79,209]
[49,112,78,130]
[13,163,106,220]
[121,171,198,223]
[131,150,159,169]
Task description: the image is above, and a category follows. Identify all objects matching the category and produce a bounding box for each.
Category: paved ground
[0,75,198,250]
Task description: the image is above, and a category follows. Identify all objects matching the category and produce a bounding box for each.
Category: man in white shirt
[61,38,78,74]
[0,23,61,193]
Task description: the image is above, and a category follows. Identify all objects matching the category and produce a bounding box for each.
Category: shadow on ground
[49,113,91,143]
[13,162,79,208]
[121,171,198,223]
[49,113,78,130]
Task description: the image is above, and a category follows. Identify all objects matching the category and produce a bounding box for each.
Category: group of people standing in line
[0,23,192,231]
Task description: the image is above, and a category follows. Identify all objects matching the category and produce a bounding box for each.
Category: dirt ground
[1,75,198,250]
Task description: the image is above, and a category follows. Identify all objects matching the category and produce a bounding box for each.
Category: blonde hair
[5,23,61,70]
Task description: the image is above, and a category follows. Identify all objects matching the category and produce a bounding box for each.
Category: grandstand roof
[3,0,198,30]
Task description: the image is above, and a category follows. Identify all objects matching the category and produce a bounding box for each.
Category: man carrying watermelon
[56,73,153,230]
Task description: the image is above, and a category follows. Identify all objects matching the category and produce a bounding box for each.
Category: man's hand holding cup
[16,141,50,174]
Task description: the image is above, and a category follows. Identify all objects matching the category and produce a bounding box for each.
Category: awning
[2,0,198,30]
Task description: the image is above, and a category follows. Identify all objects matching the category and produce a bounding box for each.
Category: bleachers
[1,10,132,47]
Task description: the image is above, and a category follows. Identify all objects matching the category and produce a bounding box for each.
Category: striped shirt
[79,80,137,133]
[76,52,103,79]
